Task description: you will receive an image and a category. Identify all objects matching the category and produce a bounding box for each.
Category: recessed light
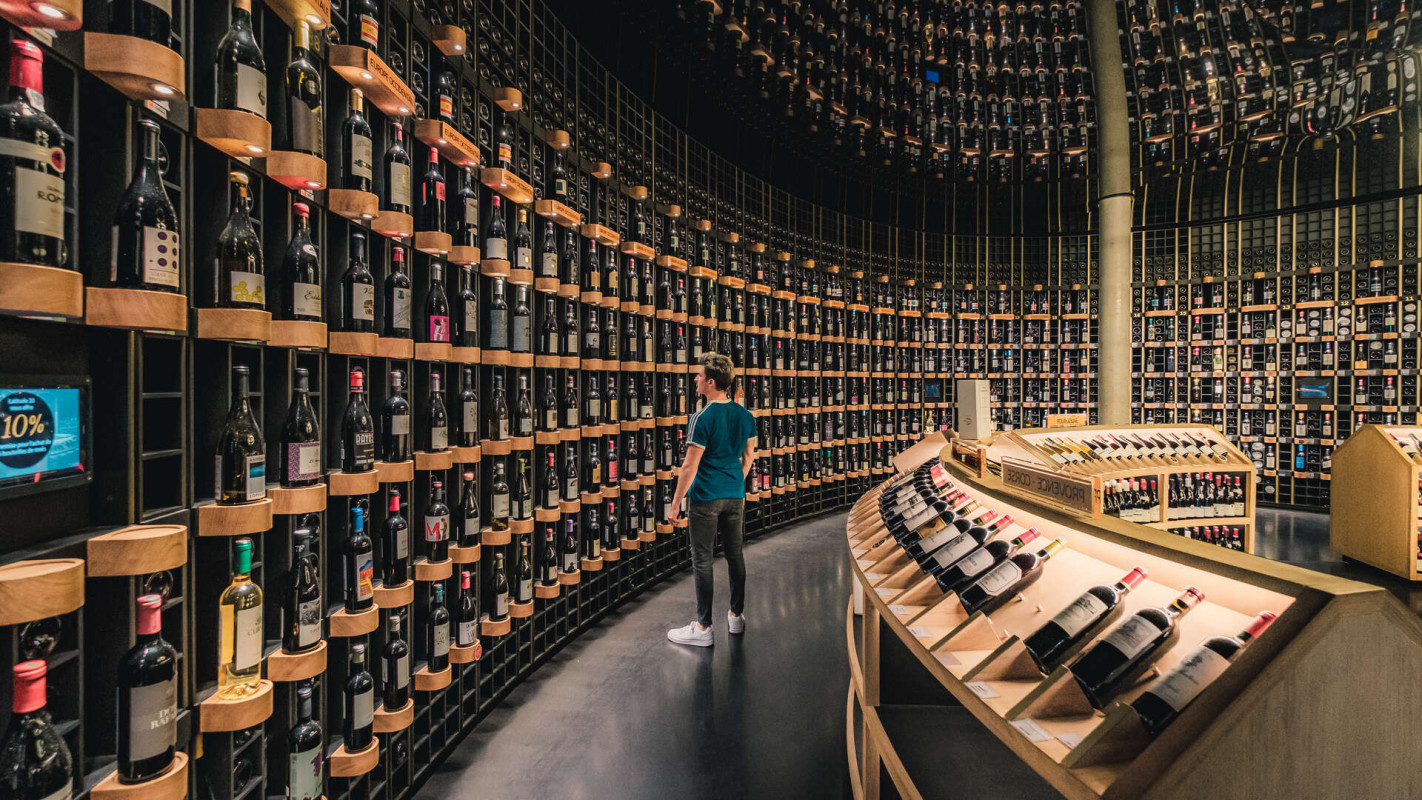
[34,3,68,19]
[360,71,373,81]
[246,145,264,154]
[152,83,175,96]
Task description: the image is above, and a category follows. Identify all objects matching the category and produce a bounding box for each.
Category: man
[666,353,758,647]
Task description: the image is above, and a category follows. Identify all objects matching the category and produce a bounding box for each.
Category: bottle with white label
[491,462,511,531]
[279,202,320,319]
[113,119,179,291]
[491,551,510,618]
[217,171,265,309]
[1132,610,1276,736]
[425,478,451,562]
[341,231,376,332]
[0,660,73,800]
[118,594,178,782]
[343,87,374,192]
[456,569,479,647]
[216,0,267,119]
[283,531,323,653]
[286,685,323,800]
[218,537,264,699]
[958,537,1067,616]
[426,583,451,671]
[216,365,266,504]
[343,644,375,751]
[425,371,449,453]
[384,121,413,214]
[280,368,322,487]
[383,245,412,337]
[485,194,508,259]
[1069,586,1206,709]
[1023,566,1149,673]
[381,613,410,710]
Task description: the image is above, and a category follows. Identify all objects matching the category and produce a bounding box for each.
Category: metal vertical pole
[1085,0,1134,424]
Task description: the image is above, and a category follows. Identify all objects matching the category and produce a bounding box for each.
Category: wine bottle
[0,660,73,800]
[434,56,456,121]
[278,202,320,319]
[216,365,266,504]
[459,470,481,545]
[511,284,531,352]
[562,228,580,285]
[383,244,412,337]
[541,528,558,584]
[286,685,323,800]
[216,171,264,308]
[381,369,411,462]
[491,462,511,531]
[427,583,451,671]
[538,218,559,279]
[485,194,508,260]
[110,0,172,47]
[541,374,558,432]
[1023,567,1148,673]
[279,368,321,487]
[344,504,374,612]
[217,537,263,698]
[492,551,510,617]
[286,21,323,156]
[425,370,449,452]
[343,88,374,192]
[340,230,375,332]
[458,366,478,446]
[0,40,65,269]
[340,367,376,472]
[513,207,533,271]
[425,478,451,562]
[550,150,568,199]
[1069,587,1206,709]
[487,277,509,349]
[216,0,267,119]
[1132,611,1277,736]
[514,373,533,436]
[562,374,579,429]
[455,263,478,346]
[384,121,412,214]
[420,147,445,232]
[495,111,515,169]
[454,167,479,247]
[424,260,451,343]
[512,456,531,519]
[515,537,533,603]
[347,0,379,50]
[490,373,510,440]
[111,119,179,291]
[958,538,1067,616]
[563,443,579,500]
[343,644,375,751]
[284,530,323,653]
[544,450,560,508]
[562,517,579,572]
[117,594,177,783]
[382,488,409,585]
[456,570,478,646]
[381,613,409,710]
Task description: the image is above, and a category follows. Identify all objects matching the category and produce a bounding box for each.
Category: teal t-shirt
[687,399,758,503]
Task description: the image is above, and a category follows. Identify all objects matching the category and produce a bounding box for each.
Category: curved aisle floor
[417,512,856,800]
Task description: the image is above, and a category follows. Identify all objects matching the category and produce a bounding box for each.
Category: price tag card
[857,559,876,567]
[1056,733,1083,749]
[907,625,930,638]
[1011,718,1052,743]
[936,651,960,665]
[888,604,909,616]
[874,587,894,597]
[964,681,999,699]
[865,572,882,581]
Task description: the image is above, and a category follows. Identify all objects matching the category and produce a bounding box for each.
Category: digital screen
[1297,379,1332,402]
[925,69,940,83]
[925,384,943,400]
[0,383,88,491]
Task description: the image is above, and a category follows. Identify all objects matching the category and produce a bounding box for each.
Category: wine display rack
[847,436,1422,800]
[1329,424,1422,579]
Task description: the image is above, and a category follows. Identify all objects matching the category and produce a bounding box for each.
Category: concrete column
[1084,0,1134,425]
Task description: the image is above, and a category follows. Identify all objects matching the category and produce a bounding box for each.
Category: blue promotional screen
[0,386,86,488]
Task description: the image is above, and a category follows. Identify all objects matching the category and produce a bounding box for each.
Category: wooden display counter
[1330,424,1422,580]
[846,433,1420,800]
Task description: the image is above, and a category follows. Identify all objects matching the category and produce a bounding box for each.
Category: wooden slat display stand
[1001,424,1258,553]
[846,435,1422,800]
[1329,424,1422,580]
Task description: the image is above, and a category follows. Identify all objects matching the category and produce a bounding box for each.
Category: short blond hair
[699,352,735,392]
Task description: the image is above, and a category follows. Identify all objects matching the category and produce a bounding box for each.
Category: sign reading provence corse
[1001,460,1101,517]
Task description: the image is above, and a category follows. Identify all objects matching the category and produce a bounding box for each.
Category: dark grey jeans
[688,497,746,628]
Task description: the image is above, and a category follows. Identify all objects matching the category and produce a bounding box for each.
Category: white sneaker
[667,621,713,647]
[727,611,745,635]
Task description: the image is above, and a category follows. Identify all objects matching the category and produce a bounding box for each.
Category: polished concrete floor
[418,505,1408,800]
[417,512,855,800]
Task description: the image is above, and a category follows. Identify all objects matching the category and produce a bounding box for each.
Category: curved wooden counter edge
[199,680,274,732]
[0,558,85,626]
[90,751,189,800]
[267,483,328,515]
[87,524,187,577]
[329,741,379,778]
[374,699,415,733]
[0,262,82,319]
[267,640,327,682]
[413,664,453,691]
[195,498,274,536]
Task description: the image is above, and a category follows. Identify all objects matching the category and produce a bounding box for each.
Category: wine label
[289,744,324,800]
[516,246,532,270]
[463,509,480,536]
[1148,644,1230,712]
[352,283,375,321]
[425,512,449,542]
[1051,593,1110,638]
[125,677,177,762]
[463,299,477,334]
[353,688,374,730]
[541,252,558,277]
[439,93,454,119]
[554,178,567,196]
[565,407,578,427]
[389,162,412,209]
[1101,616,1162,661]
[297,597,322,647]
[390,413,410,436]
[246,454,266,500]
[587,332,600,351]
[11,164,64,240]
[519,579,532,599]
[489,310,508,348]
[498,142,512,164]
[293,281,322,317]
[290,96,322,157]
[359,14,379,47]
[972,560,1023,597]
[356,554,374,601]
[458,619,476,647]
[235,604,262,671]
[512,316,529,350]
[544,408,557,429]
[396,653,409,688]
[608,460,618,481]
[494,493,510,519]
[142,226,180,287]
[495,591,509,617]
[392,287,412,329]
[589,398,601,419]
[486,237,509,260]
[351,134,373,181]
[235,63,267,118]
[929,533,978,569]
[229,270,265,306]
[462,401,477,435]
[434,621,450,657]
[394,527,408,559]
[497,417,509,439]
[281,442,318,485]
[429,315,450,342]
[519,414,532,435]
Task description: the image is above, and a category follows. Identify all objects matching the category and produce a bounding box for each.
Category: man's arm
[667,444,704,523]
[741,436,757,479]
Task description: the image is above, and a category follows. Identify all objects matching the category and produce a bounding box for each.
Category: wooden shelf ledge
[267,483,327,515]
[482,527,512,546]
[263,150,327,191]
[87,525,187,577]
[374,699,414,733]
[328,189,378,222]
[544,129,571,149]
[621,241,655,261]
[414,450,455,471]
[413,119,480,167]
[329,741,379,778]
[194,308,271,343]
[374,336,413,359]
[268,320,326,350]
[449,345,481,364]
[590,162,612,180]
[267,640,327,682]
[0,558,84,626]
[414,342,452,362]
[481,616,512,636]
[327,331,378,356]
[196,498,273,537]
[480,259,511,279]
[90,751,188,800]
[413,663,453,691]
[414,558,453,582]
[375,460,414,483]
[194,108,272,159]
[328,469,379,496]
[84,32,184,101]
[199,679,274,732]
[328,605,379,637]
[450,543,481,563]
[372,209,413,239]
[263,0,330,29]
[481,438,513,455]
[430,24,467,57]
[493,87,522,111]
[581,224,620,247]
[601,548,622,562]
[508,600,534,618]
[479,168,534,205]
[448,246,481,266]
[450,445,481,464]
[534,199,582,228]
[534,583,561,599]
[373,580,414,608]
[0,262,83,319]
[450,642,480,664]
[329,45,416,116]
[414,231,452,256]
[557,569,581,585]
[580,557,604,572]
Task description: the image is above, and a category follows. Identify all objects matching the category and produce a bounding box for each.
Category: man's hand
[667,492,685,524]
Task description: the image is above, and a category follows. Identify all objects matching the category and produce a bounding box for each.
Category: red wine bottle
[456,570,479,647]
[286,684,323,800]
[343,644,374,751]
[459,471,481,546]
[111,119,179,292]
[340,231,375,332]
[280,368,321,487]
[117,594,177,783]
[921,514,1013,575]
[1069,587,1206,709]
[424,370,449,452]
[1132,610,1276,736]
[384,121,412,214]
[958,537,1067,616]
[281,202,320,319]
[0,660,73,800]
[284,530,323,652]
[344,504,374,612]
[216,365,266,504]
[424,478,450,562]
[340,368,376,472]
[380,369,411,462]
[381,488,409,585]
[381,613,409,710]
[419,146,445,233]
[1023,566,1148,674]
[216,0,267,118]
[426,583,451,671]
[382,245,412,338]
